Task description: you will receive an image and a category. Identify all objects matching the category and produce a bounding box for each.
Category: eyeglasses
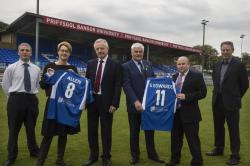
[19,49,31,52]
[59,49,69,53]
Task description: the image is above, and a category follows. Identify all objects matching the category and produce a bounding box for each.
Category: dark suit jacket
[86,57,122,110]
[122,60,154,113]
[173,70,207,123]
[212,56,249,111]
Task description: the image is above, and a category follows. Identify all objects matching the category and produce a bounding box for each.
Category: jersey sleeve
[44,70,65,85]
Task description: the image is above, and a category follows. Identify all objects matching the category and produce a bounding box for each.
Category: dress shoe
[149,157,165,164]
[165,160,180,166]
[205,149,223,156]
[130,157,139,165]
[226,155,240,165]
[103,159,111,166]
[83,159,98,166]
[3,159,15,166]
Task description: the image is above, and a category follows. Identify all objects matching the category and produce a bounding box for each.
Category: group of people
[1,39,249,166]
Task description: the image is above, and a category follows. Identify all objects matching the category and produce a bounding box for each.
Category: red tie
[94,60,103,93]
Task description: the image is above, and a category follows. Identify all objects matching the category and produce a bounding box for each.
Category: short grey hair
[94,38,109,48]
[131,42,144,52]
[18,42,32,51]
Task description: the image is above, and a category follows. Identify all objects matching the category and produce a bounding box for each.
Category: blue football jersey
[44,70,93,127]
[141,76,177,131]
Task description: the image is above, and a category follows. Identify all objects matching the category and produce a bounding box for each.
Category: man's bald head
[176,56,190,74]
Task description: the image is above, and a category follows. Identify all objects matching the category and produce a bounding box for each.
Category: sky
[0,0,250,57]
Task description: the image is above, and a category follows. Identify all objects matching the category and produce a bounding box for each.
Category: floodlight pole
[201,19,209,70]
[35,0,40,65]
[240,34,245,61]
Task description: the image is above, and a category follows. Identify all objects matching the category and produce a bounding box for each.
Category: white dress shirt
[95,55,108,94]
[132,60,144,72]
[2,59,41,96]
[176,70,189,90]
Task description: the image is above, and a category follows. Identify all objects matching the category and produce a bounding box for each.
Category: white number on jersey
[156,89,166,106]
[65,82,75,98]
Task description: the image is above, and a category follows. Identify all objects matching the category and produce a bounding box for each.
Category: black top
[39,62,80,136]
[212,56,249,111]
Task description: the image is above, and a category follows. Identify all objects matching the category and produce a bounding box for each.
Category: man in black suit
[83,39,122,166]
[166,56,207,166]
[206,41,249,165]
[122,42,164,165]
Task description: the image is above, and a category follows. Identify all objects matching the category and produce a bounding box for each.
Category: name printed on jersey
[142,76,177,131]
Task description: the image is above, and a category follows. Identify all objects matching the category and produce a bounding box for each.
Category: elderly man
[83,39,122,166]
[122,42,164,165]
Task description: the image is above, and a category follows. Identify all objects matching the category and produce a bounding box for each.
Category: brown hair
[57,41,72,54]
[220,41,234,50]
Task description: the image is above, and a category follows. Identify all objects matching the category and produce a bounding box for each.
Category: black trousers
[38,135,67,162]
[213,95,240,156]
[170,111,203,166]
[87,95,113,160]
[7,92,39,160]
[128,112,158,159]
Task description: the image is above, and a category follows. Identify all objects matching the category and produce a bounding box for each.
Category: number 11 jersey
[142,76,177,131]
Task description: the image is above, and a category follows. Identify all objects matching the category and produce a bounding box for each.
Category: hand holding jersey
[46,68,55,76]
[134,100,144,112]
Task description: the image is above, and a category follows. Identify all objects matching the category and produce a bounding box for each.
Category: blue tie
[23,63,31,92]
[137,61,143,72]
[138,61,146,77]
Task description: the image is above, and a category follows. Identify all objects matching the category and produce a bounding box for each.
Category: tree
[190,44,219,70]
[242,52,250,68]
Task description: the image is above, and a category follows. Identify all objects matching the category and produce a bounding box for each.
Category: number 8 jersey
[44,70,93,127]
[142,76,177,131]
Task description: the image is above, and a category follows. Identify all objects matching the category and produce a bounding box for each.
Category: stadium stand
[0,12,202,84]
[153,64,177,76]
[0,48,87,69]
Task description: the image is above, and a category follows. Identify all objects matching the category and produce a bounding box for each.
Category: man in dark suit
[166,56,207,166]
[206,41,249,165]
[122,42,164,165]
[83,39,122,166]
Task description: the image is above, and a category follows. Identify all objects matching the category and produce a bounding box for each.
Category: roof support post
[146,44,150,61]
[35,0,39,65]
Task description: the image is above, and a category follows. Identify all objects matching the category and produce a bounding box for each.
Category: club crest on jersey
[150,106,168,112]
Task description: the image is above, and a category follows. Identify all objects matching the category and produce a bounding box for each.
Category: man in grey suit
[122,42,164,165]
[206,41,249,165]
